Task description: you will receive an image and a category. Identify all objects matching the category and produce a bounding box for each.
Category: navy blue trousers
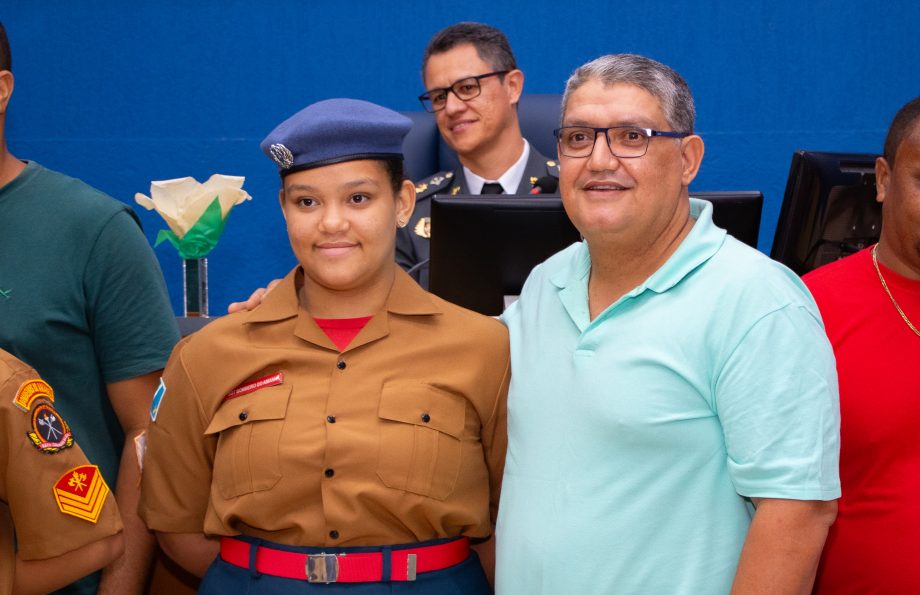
[198,537,492,595]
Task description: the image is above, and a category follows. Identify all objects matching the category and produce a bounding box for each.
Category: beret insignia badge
[269,144,294,169]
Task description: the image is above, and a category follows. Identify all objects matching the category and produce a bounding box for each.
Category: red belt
[220,536,469,583]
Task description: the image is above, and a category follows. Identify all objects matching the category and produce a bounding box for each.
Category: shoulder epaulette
[415,170,456,199]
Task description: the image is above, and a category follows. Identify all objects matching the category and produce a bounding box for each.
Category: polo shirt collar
[551,198,726,323]
[642,198,726,294]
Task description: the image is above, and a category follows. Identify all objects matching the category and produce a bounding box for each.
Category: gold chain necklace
[872,244,920,337]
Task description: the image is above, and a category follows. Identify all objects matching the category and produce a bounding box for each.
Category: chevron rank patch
[28,403,74,453]
[53,465,109,523]
[14,378,54,412]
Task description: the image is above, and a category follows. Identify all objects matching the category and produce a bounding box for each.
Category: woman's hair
[378,157,407,194]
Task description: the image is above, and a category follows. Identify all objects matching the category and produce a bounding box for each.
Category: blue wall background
[5,2,918,314]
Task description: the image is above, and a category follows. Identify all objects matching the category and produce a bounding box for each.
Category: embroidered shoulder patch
[415,171,454,198]
[224,372,284,401]
[53,465,110,523]
[28,403,74,453]
[150,378,166,422]
[14,379,54,412]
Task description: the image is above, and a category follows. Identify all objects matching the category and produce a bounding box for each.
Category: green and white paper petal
[135,174,252,259]
[135,174,251,238]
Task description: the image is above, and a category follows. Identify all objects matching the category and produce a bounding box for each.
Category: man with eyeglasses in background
[396,22,559,289]
[496,53,840,594]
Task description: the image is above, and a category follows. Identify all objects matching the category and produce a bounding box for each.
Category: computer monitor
[691,191,763,248]
[771,151,880,276]
[428,192,764,316]
[429,196,579,315]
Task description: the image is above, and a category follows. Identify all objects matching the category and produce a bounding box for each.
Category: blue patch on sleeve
[150,378,166,422]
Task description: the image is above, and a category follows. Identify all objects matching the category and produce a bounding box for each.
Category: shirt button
[324,468,335,478]
[336,360,346,370]
[326,415,336,423]
[329,530,339,540]
[421,413,431,423]
[238,411,248,421]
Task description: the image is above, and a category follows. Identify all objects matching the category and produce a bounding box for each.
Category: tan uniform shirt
[0,349,122,594]
[140,268,509,547]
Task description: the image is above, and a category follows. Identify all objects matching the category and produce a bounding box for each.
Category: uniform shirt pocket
[377,382,466,500]
[204,384,292,499]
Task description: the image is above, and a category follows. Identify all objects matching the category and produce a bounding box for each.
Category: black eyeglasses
[418,70,509,113]
[554,126,690,158]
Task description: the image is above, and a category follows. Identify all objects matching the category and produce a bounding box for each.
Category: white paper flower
[135,174,251,238]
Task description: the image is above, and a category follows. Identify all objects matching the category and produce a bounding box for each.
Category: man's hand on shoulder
[227,279,281,314]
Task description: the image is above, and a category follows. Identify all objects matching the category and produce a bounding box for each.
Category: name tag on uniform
[223,372,284,401]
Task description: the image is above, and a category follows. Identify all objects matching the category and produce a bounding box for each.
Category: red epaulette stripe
[223,372,284,401]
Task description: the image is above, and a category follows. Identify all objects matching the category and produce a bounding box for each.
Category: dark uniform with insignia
[396,147,560,289]
[139,99,509,595]
[0,348,122,594]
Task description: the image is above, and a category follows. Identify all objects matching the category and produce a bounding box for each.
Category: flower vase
[182,258,208,317]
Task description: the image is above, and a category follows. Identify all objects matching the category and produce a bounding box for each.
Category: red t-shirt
[313,316,373,351]
[804,247,920,593]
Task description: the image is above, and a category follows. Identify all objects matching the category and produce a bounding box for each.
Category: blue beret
[260,98,412,175]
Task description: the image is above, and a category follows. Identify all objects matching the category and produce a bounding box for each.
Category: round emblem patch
[28,403,74,453]
[269,143,294,169]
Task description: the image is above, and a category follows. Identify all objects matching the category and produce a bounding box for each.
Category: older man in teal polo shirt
[496,54,840,594]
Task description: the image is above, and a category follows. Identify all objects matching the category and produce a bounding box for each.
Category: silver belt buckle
[306,553,340,583]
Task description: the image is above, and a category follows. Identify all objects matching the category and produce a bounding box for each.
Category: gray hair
[561,54,695,133]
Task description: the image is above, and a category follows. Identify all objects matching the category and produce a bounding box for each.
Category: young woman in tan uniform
[139,98,509,594]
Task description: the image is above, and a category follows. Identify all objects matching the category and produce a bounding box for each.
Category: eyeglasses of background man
[418,70,509,112]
